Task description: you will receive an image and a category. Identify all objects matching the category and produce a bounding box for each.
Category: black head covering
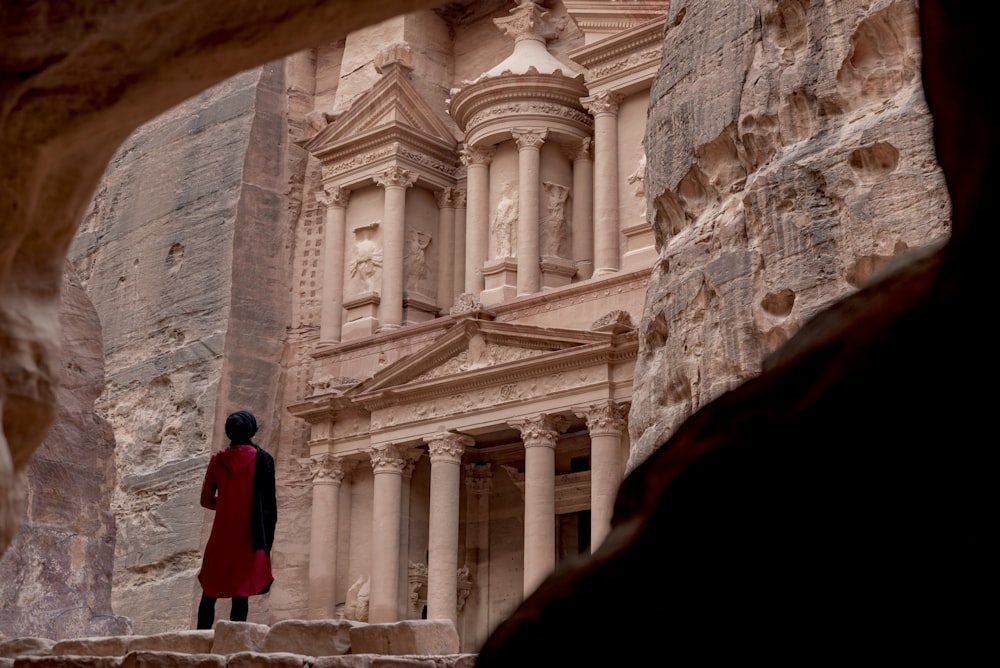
[225,410,258,444]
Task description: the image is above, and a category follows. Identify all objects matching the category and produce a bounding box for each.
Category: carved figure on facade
[449,292,482,316]
[541,181,571,258]
[344,575,370,622]
[491,183,518,259]
[408,562,428,616]
[459,332,494,371]
[350,223,382,293]
[591,309,634,332]
[404,228,432,292]
[307,375,360,394]
[456,564,472,612]
[627,153,647,220]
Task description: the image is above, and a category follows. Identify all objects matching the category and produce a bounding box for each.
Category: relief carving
[541,181,571,257]
[405,228,432,292]
[491,183,518,259]
[344,575,370,622]
[350,223,382,292]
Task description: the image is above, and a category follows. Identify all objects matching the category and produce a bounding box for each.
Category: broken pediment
[303,62,459,160]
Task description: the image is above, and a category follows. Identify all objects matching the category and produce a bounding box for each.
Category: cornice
[568,15,667,93]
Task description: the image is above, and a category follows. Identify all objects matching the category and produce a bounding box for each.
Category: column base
[622,222,657,272]
[540,255,577,289]
[343,291,381,341]
[481,258,518,306]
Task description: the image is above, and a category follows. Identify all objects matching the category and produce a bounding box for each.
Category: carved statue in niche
[627,153,647,219]
[491,183,518,259]
[541,181,571,257]
[344,575,371,622]
[350,222,382,292]
[404,228,432,292]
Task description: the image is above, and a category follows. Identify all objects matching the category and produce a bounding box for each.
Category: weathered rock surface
[628,0,949,469]
[1,620,474,668]
[0,263,131,639]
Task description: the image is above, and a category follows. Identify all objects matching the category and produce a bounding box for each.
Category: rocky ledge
[0,619,476,667]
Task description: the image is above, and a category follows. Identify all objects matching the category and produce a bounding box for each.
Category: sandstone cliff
[629,0,948,468]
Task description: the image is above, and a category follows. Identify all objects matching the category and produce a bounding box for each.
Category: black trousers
[197,592,249,629]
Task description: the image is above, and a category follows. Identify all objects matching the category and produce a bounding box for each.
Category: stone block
[310,657,374,668]
[349,620,459,656]
[368,659,437,668]
[0,638,55,659]
[210,621,269,655]
[51,637,129,657]
[119,652,224,667]
[127,632,214,654]
[225,652,308,667]
[261,619,358,656]
[14,657,123,667]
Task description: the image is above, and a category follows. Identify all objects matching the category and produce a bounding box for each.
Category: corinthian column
[318,186,350,343]
[461,145,495,296]
[582,91,623,277]
[435,189,458,312]
[305,454,345,619]
[374,167,417,331]
[511,128,548,295]
[426,432,474,623]
[576,401,627,551]
[368,443,408,623]
[509,413,567,595]
[566,139,594,280]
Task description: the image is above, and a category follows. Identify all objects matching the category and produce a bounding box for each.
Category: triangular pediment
[304,66,458,155]
[348,319,613,398]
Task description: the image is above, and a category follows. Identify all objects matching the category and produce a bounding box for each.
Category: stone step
[0,619,477,668]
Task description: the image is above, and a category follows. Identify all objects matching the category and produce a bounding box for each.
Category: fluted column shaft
[319,186,350,343]
[374,167,416,331]
[567,139,594,280]
[584,92,623,277]
[426,433,473,623]
[306,454,344,618]
[435,189,457,312]
[510,414,566,595]
[369,444,407,623]
[577,401,627,551]
[512,128,547,295]
[462,146,494,295]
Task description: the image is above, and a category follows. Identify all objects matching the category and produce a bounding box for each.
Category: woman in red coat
[196,410,276,629]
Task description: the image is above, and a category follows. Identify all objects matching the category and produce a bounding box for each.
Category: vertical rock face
[0,262,131,639]
[69,61,304,634]
[628,0,949,469]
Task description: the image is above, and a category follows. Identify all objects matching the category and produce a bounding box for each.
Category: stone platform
[0,619,477,667]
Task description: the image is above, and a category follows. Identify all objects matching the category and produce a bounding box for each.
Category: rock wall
[67,59,306,633]
[0,262,131,639]
[628,0,948,469]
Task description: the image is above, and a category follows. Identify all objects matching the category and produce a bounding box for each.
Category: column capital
[493,0,565,43]
[452,190,467,209]
[582,90,624,116]
[435,187,460,210]
[299,453,346,484]
[509,413,568,449]
[576,400,629,437]
[511,127,548,150]
[374,166,417,189]
[464,462,494,494]
[427,432,475,463]
[461,144,496,167]
[319,185,351,208]
[369,443,409,474]
[564,136,593,162]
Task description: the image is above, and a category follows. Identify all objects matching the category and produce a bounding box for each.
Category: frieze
[368,365,600,429]
[326,146,395,175]
[396,145,460,177]
[467,102,593,130]
[493,276,648,321]
[587,48,661,81]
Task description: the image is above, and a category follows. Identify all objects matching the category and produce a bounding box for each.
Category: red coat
[198,444,274,598]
